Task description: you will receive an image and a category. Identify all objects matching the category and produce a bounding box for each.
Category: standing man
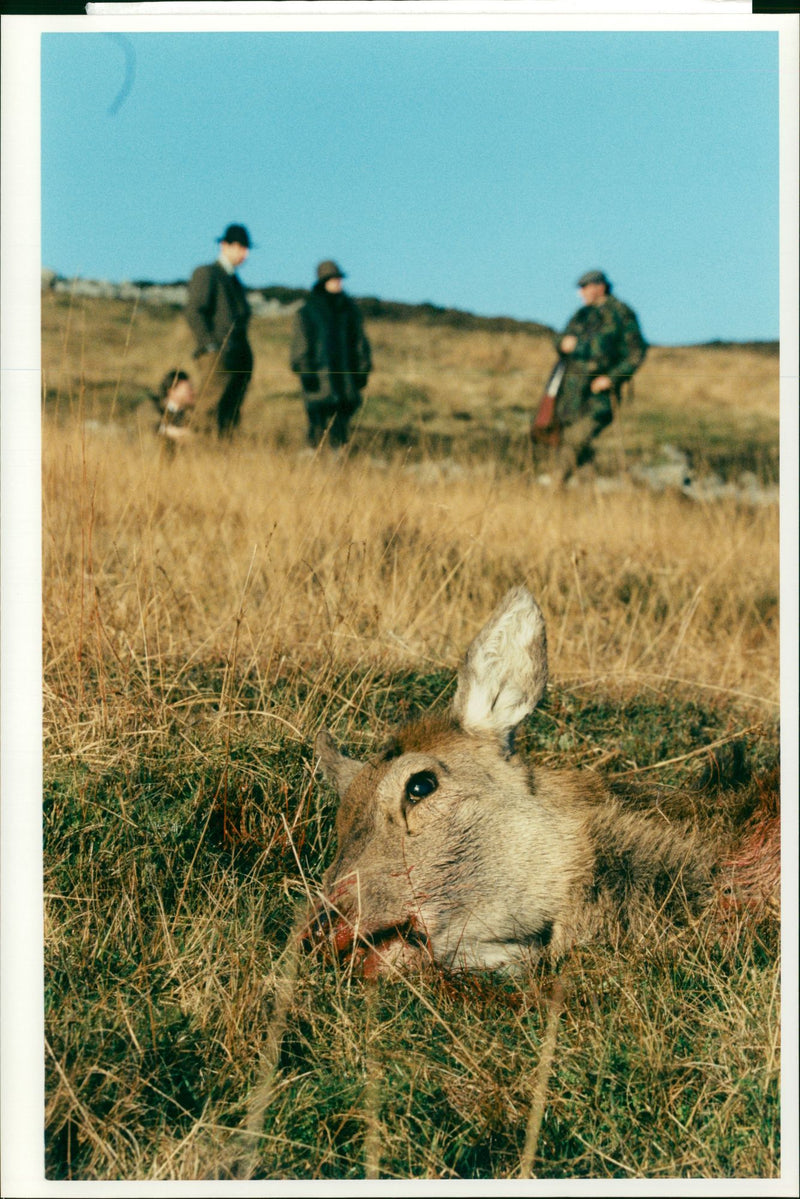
[552,269,647,485]
[185,223,254,437]
[290,260,372,449]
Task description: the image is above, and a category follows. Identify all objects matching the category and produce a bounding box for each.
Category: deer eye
[405,770,438,802]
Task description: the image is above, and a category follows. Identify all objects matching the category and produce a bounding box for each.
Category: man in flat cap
[185,224,255,437]
[290,260,372,449]
[551,270,647,485]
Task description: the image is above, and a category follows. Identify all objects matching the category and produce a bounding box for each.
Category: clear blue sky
[41,29,780,345]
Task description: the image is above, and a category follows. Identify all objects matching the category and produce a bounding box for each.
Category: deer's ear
[315,728,365,797]
[451,586,548,749]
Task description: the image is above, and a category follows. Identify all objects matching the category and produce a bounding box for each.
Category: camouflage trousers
[554,400,614,486]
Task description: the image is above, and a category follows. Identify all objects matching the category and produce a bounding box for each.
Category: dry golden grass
[43,425,779,732]
[42,288,780,718]
[41,289,781,1182]
[42,290,779,467]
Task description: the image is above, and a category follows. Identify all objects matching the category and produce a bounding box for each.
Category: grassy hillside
[41,288,781,1181]
[42,289,779,479]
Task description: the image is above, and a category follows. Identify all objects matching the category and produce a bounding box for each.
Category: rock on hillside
[40,269,554,334]
[41,268,301,318]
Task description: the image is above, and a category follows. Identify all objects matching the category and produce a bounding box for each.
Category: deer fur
[311,586,774,975]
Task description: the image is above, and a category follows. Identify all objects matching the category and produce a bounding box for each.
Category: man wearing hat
[290,260,372,448]
[185,224,254,436]
[551,270,647,485]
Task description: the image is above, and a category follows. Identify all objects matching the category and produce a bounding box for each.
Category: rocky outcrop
[41,268,301,317]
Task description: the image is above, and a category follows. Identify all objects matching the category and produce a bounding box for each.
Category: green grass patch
[44,672,780,1180]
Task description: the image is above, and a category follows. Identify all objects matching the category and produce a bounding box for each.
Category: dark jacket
[554,294,647,425]
[185,261,252,365]
[290,283,372,403]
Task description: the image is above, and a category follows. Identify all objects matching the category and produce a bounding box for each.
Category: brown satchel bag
[530,359,565,448]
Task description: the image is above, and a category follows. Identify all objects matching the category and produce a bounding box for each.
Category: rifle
[530,357,566,447]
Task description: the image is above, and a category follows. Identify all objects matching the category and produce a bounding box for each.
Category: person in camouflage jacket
[552,270,647,485]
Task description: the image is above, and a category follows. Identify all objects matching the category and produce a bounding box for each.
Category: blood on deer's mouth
[305,906,432,977]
